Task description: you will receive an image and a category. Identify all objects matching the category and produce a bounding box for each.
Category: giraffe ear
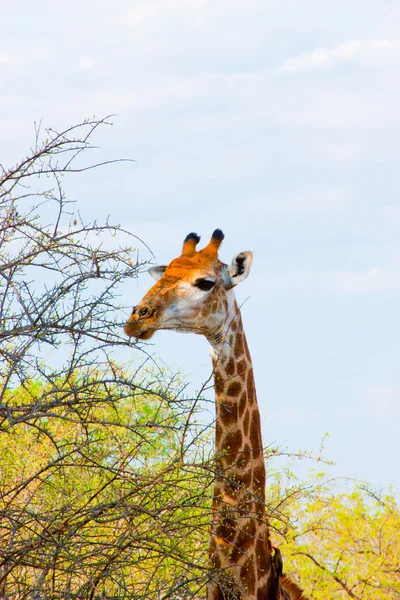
[227,251,253,287]
[148,265,167,281]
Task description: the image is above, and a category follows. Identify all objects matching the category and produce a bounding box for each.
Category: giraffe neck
[207,302,273,600]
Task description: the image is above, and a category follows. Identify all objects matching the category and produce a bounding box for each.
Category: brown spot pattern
[222,430,243,466]
[241,443,251,464]
[216,516,237,542]
[225,357,236,377]
[213,483,223,499]
[227,381,242,397]
[210,322,269,597]
[244,336,251,360]
[256,536,268,567]
[247,373,255,401]
[252,463,266,493]
[249,410,262,447]
[235,519,256,554]
[237,357,247,376]
[232,469,252,489]
[238,392,247,418]
[234,333,244,358]
[220,400,238,426]
[241,558,256,595]
[243,409,250,436]
[257,583,268,599]
[215,373,224,394]
[216,422,222,446]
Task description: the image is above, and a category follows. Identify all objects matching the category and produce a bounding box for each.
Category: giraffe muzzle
[124,305,156,339]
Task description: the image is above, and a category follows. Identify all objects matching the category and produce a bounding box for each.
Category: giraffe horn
[201,228,225,256]
[181,232,201,255]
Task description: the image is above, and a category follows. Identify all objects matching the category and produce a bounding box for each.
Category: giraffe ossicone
[125,230,309,600]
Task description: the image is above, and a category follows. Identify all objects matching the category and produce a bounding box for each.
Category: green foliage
[269,473,400,599]
[0,372,212,599]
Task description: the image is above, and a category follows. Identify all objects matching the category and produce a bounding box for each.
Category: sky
[1,0,400,492]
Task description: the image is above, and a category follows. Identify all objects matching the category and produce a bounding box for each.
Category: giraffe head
[124,229,253,343]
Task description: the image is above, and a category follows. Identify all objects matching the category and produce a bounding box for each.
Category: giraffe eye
[194,279,215,292]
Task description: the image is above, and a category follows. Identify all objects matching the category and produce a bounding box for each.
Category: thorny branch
[0,118,214,599]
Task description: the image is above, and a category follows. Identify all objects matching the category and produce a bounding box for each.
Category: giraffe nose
[132,305,154,319]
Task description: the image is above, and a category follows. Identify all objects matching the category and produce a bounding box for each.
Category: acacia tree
[0,117,141,401]
[268,472,400,600]
[0,119,213,599]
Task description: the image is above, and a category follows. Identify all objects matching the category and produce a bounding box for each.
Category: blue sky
[1,1,400,491]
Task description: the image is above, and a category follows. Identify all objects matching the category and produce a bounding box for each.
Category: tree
[0,377,213,599]
[0,117,141,403]
[268,472,400,600]
[0,119,213,598]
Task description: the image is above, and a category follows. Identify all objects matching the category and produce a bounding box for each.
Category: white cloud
[0,48,50,67]
[109,1,206,27]
[110,4,158,26]
[79,57,96,70]
[276,39,400,73]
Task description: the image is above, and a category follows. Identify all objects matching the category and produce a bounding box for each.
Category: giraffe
[124,230,308,600]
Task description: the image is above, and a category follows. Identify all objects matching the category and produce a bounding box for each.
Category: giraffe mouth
[124,318,156,340]
[124,326,156,341]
